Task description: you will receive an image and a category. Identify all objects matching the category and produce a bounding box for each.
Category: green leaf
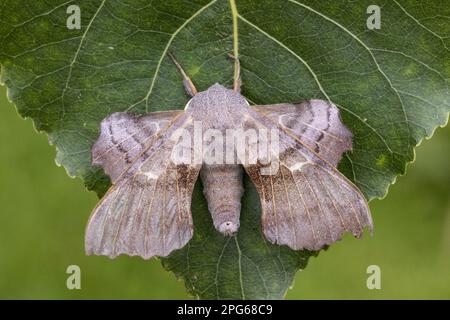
[1,0,448,299]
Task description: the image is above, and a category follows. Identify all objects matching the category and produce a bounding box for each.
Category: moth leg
[227,53,241,92]
[168,52,198,97]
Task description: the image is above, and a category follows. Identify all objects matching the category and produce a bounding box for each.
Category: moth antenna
[167,52,198,97]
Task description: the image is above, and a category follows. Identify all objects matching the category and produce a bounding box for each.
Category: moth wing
[92,110,183,182]
[86,112,200,259]
[252,100,352,166]
[243,106,372,251]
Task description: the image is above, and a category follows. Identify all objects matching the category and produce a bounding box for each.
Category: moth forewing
[252,100,353,166]
[243,103,372,251]
[86,111,201,259]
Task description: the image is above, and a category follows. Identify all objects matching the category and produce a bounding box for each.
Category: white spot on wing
[287,161,309,172]
[141,171,159,180]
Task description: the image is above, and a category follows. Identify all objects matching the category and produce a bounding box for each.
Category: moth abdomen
[200,164,244,236]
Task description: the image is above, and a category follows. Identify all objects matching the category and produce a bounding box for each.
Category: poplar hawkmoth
[85,55,372,259]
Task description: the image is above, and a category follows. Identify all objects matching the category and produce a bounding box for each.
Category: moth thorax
[200,164,244,236]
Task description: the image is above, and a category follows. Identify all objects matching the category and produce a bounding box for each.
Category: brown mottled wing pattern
[252,100,352,166]
[92,111,182,182]
[244,102,372,251]
[86,112,201,259]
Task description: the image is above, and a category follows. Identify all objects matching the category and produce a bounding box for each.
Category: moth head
[185,83,249,115]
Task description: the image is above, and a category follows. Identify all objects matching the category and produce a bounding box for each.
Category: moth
[86,54,373,259]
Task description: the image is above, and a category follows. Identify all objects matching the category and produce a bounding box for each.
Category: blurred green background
[0,85,449,299]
